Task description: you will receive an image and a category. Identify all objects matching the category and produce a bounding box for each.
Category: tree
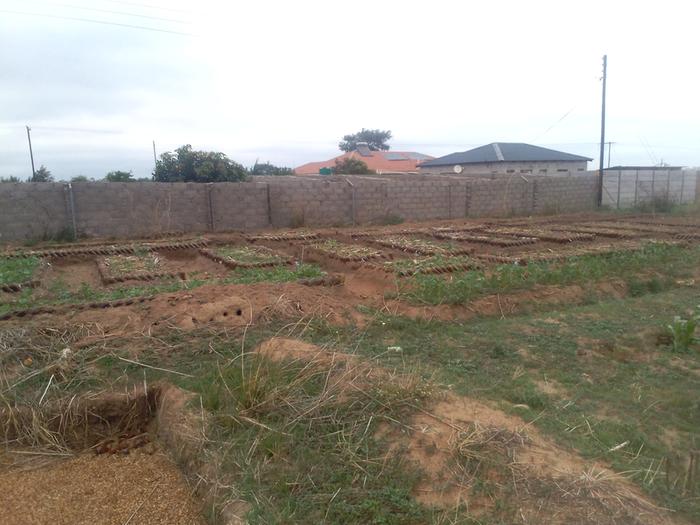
[71,175,90,182]
[332,158,375,175]
[338,128,392,152]
[153,145,247,183]
[31,165,53,182]
[0,176,20,183]
[250,162,293,176]
[104,170,134,182]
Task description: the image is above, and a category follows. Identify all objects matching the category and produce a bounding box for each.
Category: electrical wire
[53,3,190,24]
[0,8,195,36]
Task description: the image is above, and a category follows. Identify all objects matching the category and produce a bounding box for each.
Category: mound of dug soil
[0,449,204,525]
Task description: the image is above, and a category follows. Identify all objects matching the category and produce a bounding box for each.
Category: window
[520,169,532,174]
[577,168,584,171]
[539,169,547,173]
[557,169,568,173]
[506,169,515,174]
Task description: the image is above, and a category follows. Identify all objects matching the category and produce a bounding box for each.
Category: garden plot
[548,225,641,238]
[434,232,538,247]
[0,256,42,293]
[474,240,679,265]
[97,252,185,284]
[373,254,481,276]
[579,221,682,236]
[246,231,319,242]
[200,245,292,268]
[370,235,473,255]
[308,239,385,262]
[482,227,596,243]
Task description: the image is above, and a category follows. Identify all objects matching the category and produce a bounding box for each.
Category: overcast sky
[1,0,698,180]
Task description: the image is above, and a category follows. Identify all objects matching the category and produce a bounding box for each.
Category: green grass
[302,287,700,521]
[402,243,699,305]
[0,263,325,315]
[214,245,288,265]
[380,254,479,275]
[0,256,41,285]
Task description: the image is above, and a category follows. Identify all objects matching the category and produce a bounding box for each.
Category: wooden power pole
[26,125,36,179]
[597,55,607,206]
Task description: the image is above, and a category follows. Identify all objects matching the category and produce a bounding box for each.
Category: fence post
[447,183,452,219]
[345,178,356,225]
[634,170,639,205]
[63,183,78,239]
[266,183,272,226]
[616,171,621,209]
[207,183,214,231]
[680,171,685,203]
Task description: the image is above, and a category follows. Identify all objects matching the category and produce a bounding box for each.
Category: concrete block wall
[211,183,269,230]
[71,182,211,237]
[268,179,352,227]
[466,178,534,217]
[0,183,70,241]
[2,172,696,241]
[534,176,598,213]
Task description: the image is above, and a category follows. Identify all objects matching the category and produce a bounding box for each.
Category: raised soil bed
[200,246,292,268]
[97,253,185,285]
[370,235,474,255]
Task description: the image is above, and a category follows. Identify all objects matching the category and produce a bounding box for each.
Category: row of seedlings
[306,239,385,262]
[246,231,320,242]
[200,245,292,268]
[368,235,474,256]
[433,231,538,247]
[371,255,482,276]
[481,227,596,244]
[96,252,186,285]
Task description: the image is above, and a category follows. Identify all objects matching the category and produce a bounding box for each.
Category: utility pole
[26,125,36,179]
[597,55,607,206]
[152,140,158,171]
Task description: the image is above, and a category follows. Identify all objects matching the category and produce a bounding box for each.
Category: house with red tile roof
[295,143,433,175]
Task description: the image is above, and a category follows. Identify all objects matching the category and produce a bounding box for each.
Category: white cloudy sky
[1,0,698,180]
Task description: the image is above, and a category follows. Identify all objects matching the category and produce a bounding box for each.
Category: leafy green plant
[666,307,699,352]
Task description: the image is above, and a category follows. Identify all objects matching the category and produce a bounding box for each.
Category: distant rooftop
[419,142,593,167]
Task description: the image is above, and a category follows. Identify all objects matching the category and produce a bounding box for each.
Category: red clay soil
[0,449,204,525]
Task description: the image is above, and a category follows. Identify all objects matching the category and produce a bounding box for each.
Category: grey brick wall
[2,172,685,241]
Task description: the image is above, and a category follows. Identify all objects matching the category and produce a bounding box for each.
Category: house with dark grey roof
[418,143,592,176]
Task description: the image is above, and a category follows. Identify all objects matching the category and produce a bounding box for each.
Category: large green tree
[332,158,375,175]
[153,145,247,182]
[250,162,293,176]
[104,170,135,182]
[31,165,53,182]
[339,128,392,152]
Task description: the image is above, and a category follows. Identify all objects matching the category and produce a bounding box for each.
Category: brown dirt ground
[0,449,204,525]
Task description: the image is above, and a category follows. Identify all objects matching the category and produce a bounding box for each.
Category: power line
[0,8,195,36]
[53,2,190,25]
[532,105,578,142]
[101,0,191,14]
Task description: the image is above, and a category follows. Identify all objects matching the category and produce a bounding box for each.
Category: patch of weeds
[0,256,40,285]
[402,244,700,305]
[224,263,324,284]
[213,245,288,266]
[191,350,438,523]
[666,306,699,352]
